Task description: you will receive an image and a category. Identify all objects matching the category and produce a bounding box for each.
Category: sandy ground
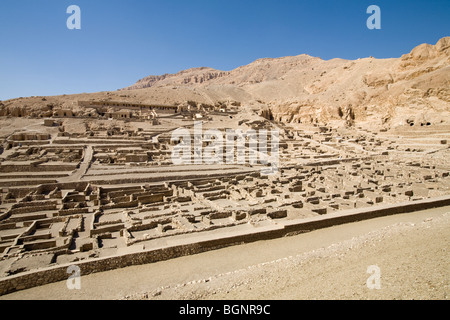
[133,208,450,300]
[1,206,449,300]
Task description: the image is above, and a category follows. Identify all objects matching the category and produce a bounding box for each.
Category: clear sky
[0,0,448,100]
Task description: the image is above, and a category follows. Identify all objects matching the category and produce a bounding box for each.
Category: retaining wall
[0,164,77,173]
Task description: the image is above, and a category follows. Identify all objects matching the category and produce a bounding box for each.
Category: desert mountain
[1,37,449,128]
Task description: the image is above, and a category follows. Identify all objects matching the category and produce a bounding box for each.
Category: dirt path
[57,145,93,183]
[152,211,449,300]
[1,206,449,300]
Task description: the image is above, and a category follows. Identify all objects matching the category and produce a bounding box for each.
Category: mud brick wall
[137,193,164,204]
[58,208,90,216]
[10,204,58,215]
[0,164,78,173]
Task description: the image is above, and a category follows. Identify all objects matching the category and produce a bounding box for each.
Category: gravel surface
[125,212,450,300]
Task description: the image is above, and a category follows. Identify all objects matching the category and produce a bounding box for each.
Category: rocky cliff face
[119,37,450,127]
[122,67,230,90]
[264,38,449,126]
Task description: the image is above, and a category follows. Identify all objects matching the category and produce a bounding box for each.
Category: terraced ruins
[0,37,449,295]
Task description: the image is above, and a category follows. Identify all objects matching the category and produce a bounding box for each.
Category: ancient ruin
[0,37,449,295]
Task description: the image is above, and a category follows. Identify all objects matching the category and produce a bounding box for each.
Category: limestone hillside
[1,37,449,128]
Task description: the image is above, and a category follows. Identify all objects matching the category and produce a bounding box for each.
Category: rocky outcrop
[122,67,230,90]
[400,37,450,68]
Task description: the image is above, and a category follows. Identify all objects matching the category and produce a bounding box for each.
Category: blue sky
[0,0,448,100]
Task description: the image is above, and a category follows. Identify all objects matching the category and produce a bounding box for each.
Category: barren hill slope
[124,37,450,127]
[1,37,449,128]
